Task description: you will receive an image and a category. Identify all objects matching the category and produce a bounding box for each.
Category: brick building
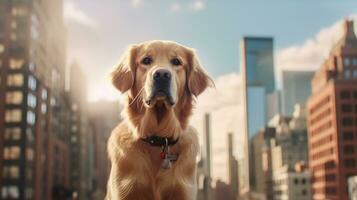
[307,20,357,200]
[0,0,71,199]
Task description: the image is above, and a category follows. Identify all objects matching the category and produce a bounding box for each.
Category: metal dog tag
[161,158,172,169]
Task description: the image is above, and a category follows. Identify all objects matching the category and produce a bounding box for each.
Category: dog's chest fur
[107,122,198,200]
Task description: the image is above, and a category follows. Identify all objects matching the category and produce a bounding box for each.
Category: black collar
[141,136,179,147]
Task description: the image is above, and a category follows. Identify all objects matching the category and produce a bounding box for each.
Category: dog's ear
[111,45,138,93]
[186,49,214,96]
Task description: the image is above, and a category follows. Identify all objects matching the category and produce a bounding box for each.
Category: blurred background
[1,0,357,200]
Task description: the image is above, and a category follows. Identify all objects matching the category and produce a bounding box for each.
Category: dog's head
[111,40,213,137]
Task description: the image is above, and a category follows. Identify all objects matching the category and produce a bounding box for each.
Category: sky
[64,0,357,182]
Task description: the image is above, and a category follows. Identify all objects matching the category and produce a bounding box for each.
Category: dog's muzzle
[145,68,175,106]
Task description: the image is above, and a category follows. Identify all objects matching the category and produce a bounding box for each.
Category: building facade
[307,20,357,200]
[0,0,71,199]
[272,165,311,200]
[282,70,314,116]
[240,37,275,192]
[88,100,121,200]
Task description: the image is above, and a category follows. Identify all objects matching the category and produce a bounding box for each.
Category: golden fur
[106,40,213,200]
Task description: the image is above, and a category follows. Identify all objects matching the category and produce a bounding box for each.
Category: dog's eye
[171,58,182,66]
[141,56,153,65]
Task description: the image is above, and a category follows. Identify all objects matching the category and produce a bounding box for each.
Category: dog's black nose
[153,69,171,81]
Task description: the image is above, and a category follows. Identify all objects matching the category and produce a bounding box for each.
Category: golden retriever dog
[106,40,213,200]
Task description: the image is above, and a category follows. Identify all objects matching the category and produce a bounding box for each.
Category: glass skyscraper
[240,37,275,193]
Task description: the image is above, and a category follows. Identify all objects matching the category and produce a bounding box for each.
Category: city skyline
[63,0,357,102]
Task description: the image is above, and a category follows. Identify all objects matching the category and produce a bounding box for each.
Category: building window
[344,70,351,79]
[27,93,37,108]
[3,146,21,160]
[353,70,357,79]
[3,166,20,179]
[42,89,47,100]
[41,103,47,114]
[9,58,24,69]
[4,128,21,141]
[343,131,354,140]
[344,159,356,168]
[7,74,24,87]
[26,128,34,142]
[12,6,27,16]
[28,75,36,91]
[5,91,23,105]
[352,58,357,66]
[0,43,4,54]
[26,111,36,125]
[344,58,351,66]
[5,109,22,123]
[26,148,34,161]
[1,186,20,199]
[342,117,353,126]
[344,145,355,154]
[340,91,351,99]
[341,104,352,113]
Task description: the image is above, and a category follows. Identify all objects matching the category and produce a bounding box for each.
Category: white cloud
[276,15,357,75]
[64,0,97,28]
[190,73,245,182]
[190,0,205,11]
[170,2,182,12]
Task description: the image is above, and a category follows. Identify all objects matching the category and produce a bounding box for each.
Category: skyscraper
[0,0,70,199]
[240,37,275,192]
[282,70,314,116]
[307,20,357,200]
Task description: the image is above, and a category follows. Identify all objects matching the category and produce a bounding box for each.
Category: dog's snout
[153,69,171,81]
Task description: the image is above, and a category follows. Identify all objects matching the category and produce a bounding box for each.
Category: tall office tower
[88,100,122,200]
[68,62,92,200]
[307,20,357,200]
[227,133,239,199]
[250,127,275,198]
[202,113,212,200]
[240,37,275,192]
[0,0,70,199]
[282,70,314,116]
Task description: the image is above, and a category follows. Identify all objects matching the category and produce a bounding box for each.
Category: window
[26,111,36,125]
[353,58,357,66]
[344,70,351,79]
[9,58,24,69]
[6,91,23,104]
[27,93,36,108]
[42,89,47,100]
[344,58,350,66]
[344,159,356,168]
[3,166,20,179]
[342,117,353,126]
[3,146,21,160]
[341,104,352,113]
[4,128,21,141]
[12,6,27,16]
[343,131,354,140]
[26,128,34,142]
[28,75,36,90]
[7,74,24,87]
[26,148,34,161]
[294,178,299,185]
[340,91,351,99]
[0,43,4,54]
[1,186,20,199]
[5,109,22,123]
[353,70,357,79]
[41,103,47,114]
[343,145,354,154]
